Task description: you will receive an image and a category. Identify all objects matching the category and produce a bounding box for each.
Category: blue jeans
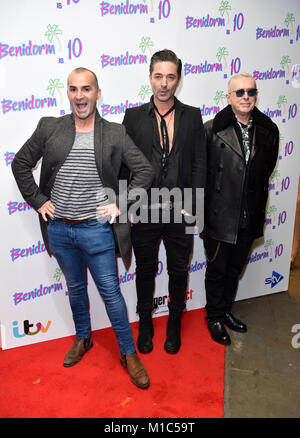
[47,219,135,355]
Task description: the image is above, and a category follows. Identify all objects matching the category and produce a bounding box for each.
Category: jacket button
[220,143,225,148]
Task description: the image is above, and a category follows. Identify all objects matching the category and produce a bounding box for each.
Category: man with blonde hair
[203,72,279,345]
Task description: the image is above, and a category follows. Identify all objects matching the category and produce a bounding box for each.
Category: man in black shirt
[203,72,279,345]
[121,50,206,354]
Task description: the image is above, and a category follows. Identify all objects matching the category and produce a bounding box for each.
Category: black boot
[137,312,154,353]
[164,312,182,354]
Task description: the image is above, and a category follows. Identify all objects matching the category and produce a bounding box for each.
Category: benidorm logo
[185,1,235,31]
[100,36,153,69]
[253,56,291,83]
[0,40,55,60]
[100,100,143,117]
[256,12,297,40]
[10,240,46,262]
[13,282,64,306]
[265,271,284,288]
[0,24,62,61]
[12,319,51,338]
[100,0,149,16]
[1,95,57,115]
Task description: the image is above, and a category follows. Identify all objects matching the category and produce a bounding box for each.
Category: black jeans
[131,219,193,314]
[203,229,253,322]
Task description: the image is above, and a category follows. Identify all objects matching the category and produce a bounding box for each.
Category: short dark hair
[149,50,182,80]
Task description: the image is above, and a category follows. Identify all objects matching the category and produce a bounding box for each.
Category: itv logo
[12,319,51,338]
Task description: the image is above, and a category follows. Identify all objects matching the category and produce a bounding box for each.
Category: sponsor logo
[153,289,194,314]
[12,319,51,338]
[265,270,284,288]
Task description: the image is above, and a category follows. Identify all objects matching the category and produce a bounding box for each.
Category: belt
[55,218,93,225]
[142,201,174,210]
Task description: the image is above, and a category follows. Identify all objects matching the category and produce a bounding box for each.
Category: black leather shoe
[208,321,231,345]
[224,312,247,333]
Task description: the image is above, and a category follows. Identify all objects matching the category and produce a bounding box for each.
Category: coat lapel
[217,125,244,158]
[173,98,185,147]
[93,110,104,180]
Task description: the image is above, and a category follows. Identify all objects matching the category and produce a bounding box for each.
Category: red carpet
[0,308,224,418]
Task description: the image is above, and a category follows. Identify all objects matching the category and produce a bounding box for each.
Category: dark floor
[223,248,300,418]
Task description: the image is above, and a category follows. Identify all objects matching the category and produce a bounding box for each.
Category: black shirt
[148,98,182,190]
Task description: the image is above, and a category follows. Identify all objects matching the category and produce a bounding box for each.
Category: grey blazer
[12,110,154,267]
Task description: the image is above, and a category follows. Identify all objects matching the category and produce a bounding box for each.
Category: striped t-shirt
[51,130,108,220]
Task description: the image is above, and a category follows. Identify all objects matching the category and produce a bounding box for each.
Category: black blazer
[121,97,206,219]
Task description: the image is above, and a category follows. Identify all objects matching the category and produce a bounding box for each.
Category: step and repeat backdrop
[0,0,299,349]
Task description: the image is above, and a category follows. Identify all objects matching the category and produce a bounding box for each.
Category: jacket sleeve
[120,124,154,205]
[119,109,134,181]
[11,118,49,210]
[192,110,207,191]
[121,126,154,213]
[268,124,280,179]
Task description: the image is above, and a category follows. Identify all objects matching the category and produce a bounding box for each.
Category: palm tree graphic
[214,90,226,107]
[284,12,295,34]
[142,0,153,12]
[270,169,280,188]
[277,95,287,113]
[45,24,63,52]
[47,78,64,104]
[267,206,277,222]
[219,0,231,24]
[279,132,284,153]
[216,47,229,70]
[53,268,63,282]
[138,85,152,101]
[139,36,154,57]
[280,55,291,76]
[264,239,274,255]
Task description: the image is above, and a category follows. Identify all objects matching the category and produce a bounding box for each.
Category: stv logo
[265,271,284,288]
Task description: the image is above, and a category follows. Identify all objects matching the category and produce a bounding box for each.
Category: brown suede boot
[63,335,93,367]
[120,352,150,389]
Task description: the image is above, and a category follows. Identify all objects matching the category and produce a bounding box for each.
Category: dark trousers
[203,229,253,322]
[131,220,193,315]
